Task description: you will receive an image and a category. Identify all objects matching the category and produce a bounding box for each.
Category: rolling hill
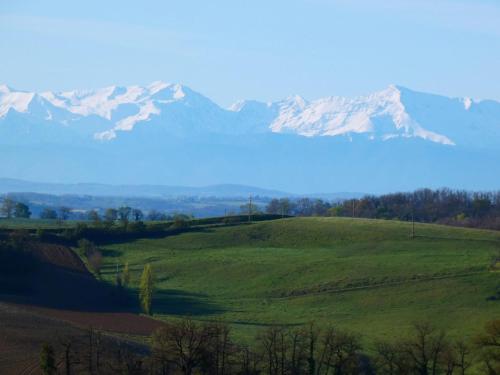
[97,217,500,343]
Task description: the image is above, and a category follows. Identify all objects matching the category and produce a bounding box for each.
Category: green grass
[99,217,500,345]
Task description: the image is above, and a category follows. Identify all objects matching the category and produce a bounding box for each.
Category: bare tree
[318,327,361,375]
[374,340,410,375]
[404,322,448,375]
[152,319,211,375]
[475,319,500,374]
[206,321,235,375]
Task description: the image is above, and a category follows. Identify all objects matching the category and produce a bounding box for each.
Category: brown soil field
[18,304,165,335]
[0,241,164,374]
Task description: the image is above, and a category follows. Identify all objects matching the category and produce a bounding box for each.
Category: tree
[118,206,132,225]
[279,198,293,217]
[40,208,58,220]
[374,340,410,375]
[88,251,103,276]
[78,238,96,257]
[294,198,314,216]
[104,208,118,226]
[122,262,131,287]
[266,199,281,215]
[317,327,362,375]
[59,206,71,221]
[14,202,31,218]
[476,319,500,374]
[87,209,101,225]
[59,337,76,375]
[307,323,319,375]
[139,263,155,315]
[0,197,16,218]
[40,343,56,375]
[404,322,448,375]
[78,239,102,275]
[152,319,212,375]
[328,206,344,217]
[448,339,472,375]
[148,209,167,221]
[132,208,144,221]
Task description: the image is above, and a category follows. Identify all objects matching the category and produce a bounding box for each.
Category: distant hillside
[0,179,364,218]
[0,178,289,198]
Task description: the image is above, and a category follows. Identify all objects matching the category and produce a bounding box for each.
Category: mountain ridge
[2,82,499,147]
[1,82,500,192]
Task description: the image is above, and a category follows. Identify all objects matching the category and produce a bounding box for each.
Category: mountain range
[1,82,499,193]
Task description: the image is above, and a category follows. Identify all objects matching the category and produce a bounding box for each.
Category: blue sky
[1,0,499,106]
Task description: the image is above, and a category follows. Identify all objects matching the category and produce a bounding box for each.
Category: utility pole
[248,195,252,222]
[411,206,415,239]
[352,200,355,218]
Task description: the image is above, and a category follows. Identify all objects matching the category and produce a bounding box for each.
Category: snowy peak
[1,82,500,147]
[0,86,35,118]
[268,84,455,145]
[0,84,13,93]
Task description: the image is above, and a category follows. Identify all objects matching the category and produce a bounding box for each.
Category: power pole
[352,200,355,218]
[248,195,252,222]
[411,205,415,239]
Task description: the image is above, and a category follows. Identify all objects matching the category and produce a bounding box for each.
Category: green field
[99,217,500,344]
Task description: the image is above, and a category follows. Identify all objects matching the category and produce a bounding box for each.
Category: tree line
[265,189,500,230]
[0,196,192,223]
[38,318,500,375]
[0,197,31,218]
[76,238,155,317]
[4,188,500,231]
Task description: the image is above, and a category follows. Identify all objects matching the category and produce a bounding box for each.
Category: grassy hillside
[99,217,500,344]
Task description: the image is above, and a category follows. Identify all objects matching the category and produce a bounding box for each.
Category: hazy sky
[1,0,499,106]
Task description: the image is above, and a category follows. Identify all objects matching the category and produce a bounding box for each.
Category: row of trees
[87,209,192,228]
[265,198,330,217]
[0,197,186,223]
[265,189,500,230]
[77,239,155,316]
[39,319,500,375]
[0,197,31,218]
[40,206,72,220]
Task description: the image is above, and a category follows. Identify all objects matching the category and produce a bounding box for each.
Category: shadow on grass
[76,219,273,247]
[100,248,123,257]
[152,289,225,316]
[92,225,218,246]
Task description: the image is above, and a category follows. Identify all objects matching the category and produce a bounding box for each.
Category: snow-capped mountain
[1,82,499,193]
[2,82,499,147]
